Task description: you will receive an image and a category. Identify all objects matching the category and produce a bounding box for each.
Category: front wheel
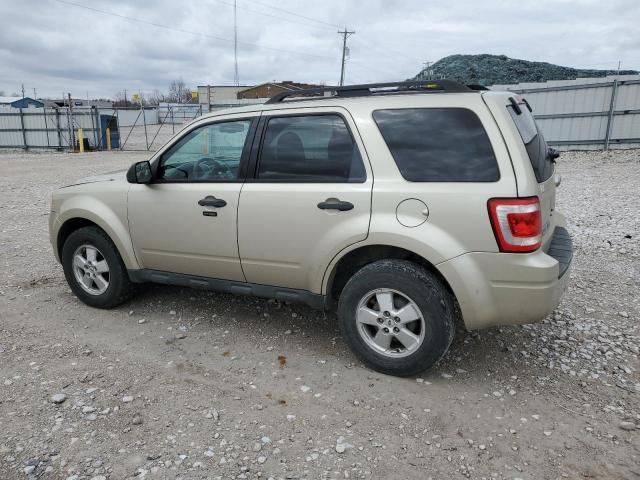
[61,226,135,309]
[337,260,455,377]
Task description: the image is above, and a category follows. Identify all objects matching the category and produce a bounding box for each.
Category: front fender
[53,193,139,270]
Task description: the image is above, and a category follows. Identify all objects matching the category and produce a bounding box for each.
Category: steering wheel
[194,157,233,180]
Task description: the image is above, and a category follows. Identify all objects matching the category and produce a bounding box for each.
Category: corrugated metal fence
[493,75,640,150]
[0,105,203,151]
[0,106,102,150]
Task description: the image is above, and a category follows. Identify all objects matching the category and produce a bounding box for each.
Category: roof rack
[265,80,472,104]
[467,84,490,91]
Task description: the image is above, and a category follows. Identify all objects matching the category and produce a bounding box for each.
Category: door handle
[198,196,227,208]
[317,198,354,211]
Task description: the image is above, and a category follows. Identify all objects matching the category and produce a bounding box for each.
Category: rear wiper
[508,97,522,115]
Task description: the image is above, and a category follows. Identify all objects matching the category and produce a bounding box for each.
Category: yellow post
[77,128,84,153]
[106,128,112,151]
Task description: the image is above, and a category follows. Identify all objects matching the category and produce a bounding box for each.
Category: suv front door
[128,115,257,281]
[237,109,372,292]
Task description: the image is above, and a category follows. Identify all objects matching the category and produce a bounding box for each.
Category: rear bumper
[438,226,573,330]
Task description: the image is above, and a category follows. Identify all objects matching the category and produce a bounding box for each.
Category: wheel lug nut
[377,318,383,324]
[394,317,400,323]
[383,327,389,333]
[383,311,390,317]
[393,327,400,333]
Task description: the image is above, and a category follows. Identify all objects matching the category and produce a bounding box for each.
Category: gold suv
[49,81,572,376]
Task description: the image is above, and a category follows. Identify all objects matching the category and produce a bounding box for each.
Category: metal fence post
[88,106,96,149]
[141,104,149,151]
[43,108,51,149]
[66,106,74,150]
[19,108,28,150]
[604,79,619,150]
[55,108,62,150]
[68,94,76,151]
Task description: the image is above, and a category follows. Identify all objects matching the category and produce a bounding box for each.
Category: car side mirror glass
[127,161,153,184]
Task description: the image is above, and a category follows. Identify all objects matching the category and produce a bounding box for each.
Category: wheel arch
[55,209,139,270]
[324,244,457,305]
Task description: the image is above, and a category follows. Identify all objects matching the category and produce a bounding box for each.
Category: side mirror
[127,161,153,184]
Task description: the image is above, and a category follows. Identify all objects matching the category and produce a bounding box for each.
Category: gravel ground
[0,149,638,480]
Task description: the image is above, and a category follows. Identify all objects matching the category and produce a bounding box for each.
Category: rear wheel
[338,260,455,376]
[61,226,134,308]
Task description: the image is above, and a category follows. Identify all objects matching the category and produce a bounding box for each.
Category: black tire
[61,226,135,309]
[337,259,455,377]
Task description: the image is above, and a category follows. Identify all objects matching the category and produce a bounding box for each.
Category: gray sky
[1,0,638,99]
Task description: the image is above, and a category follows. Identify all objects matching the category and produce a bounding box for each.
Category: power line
[211,0,335,31]
[242,0,342,29]
[351,37,423,64]
[52,0,335,60]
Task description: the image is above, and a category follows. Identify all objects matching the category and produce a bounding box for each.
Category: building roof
[0,96,24,104]
[197,85,253,88]
[238,81,322,94]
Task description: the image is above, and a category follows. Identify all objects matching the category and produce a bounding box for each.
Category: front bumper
[438,226,573,330]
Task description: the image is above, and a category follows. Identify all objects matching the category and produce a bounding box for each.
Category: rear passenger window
[373,108,499,182]
[257,115,366,182]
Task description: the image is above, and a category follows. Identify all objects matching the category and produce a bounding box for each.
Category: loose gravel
[0,148,638,479]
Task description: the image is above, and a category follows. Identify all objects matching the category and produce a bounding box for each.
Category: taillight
[488,197,542,253]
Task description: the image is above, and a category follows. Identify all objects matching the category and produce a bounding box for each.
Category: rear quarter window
[507,104,554,183]
[372,108,499,182]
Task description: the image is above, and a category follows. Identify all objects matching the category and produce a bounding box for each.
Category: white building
[197,85,260,111]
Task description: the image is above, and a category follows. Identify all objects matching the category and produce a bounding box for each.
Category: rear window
[372,108,499,182]
[507,104,554,183]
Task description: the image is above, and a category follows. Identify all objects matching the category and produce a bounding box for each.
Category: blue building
[0,96,44,108]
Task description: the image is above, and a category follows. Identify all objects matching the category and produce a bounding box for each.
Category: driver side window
[158,119,252,181]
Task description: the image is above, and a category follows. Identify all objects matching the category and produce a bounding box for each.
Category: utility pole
[233,0,239,87]
[33,87,37,99]
[21,83,25,99]
[338,28,355,86]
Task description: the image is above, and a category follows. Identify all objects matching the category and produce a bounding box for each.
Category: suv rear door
[502,96,557,248]
[237,107,372,292]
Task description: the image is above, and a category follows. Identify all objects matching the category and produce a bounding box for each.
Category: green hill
[412,54,637,86]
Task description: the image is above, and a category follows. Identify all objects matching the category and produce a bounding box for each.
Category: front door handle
[198,196,227,208]
[317,198,354,211]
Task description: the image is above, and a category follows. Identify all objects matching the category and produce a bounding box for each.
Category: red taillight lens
[488,197,542,253]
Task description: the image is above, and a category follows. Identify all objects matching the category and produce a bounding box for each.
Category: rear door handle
[317,198,354,211]
[198,195,227,208]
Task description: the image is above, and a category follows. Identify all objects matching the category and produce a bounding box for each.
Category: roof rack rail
[265,80,472,104]
[467,84,489,91]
